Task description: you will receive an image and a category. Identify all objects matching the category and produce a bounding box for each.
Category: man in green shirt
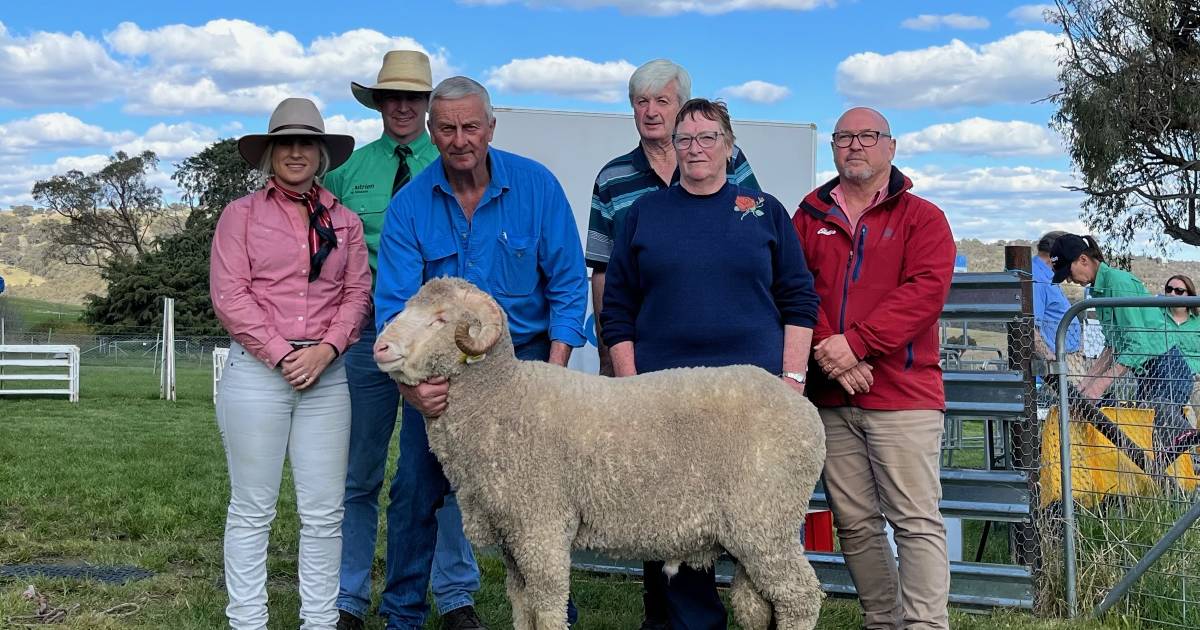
[325,50,487,630]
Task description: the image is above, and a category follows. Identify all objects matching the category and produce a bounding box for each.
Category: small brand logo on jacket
[817,228,837,236]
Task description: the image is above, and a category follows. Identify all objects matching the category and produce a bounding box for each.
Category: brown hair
[674,98,735,146]
[1166,274,1200,316]
[1080,234,1105,264]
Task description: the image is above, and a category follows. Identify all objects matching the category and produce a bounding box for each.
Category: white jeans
[216,342,351,630]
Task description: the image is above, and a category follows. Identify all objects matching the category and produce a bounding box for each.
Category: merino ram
[374,277,826,630]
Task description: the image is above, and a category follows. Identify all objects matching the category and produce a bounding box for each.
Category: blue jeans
[665,565,727,630]
[1136,345,1195,451]
[338,324,480,625]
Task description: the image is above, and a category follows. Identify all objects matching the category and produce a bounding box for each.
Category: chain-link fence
[934,250,1046,613]
[0,322,229,398]
[1050,296,1200,627]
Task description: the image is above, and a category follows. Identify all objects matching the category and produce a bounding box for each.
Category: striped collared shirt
[584,143,758,271]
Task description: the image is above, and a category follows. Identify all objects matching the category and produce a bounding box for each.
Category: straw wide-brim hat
[352,50,433,111]
[237,97,355,171]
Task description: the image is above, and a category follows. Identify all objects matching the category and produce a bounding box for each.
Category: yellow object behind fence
[1040,406,1199,508]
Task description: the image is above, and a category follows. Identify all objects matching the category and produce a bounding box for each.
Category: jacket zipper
[838,224,869,332]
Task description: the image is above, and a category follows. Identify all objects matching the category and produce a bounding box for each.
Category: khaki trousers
[819,407,950,630]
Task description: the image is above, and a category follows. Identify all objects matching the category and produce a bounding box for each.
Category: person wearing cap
[793,107,954,630]
[1032,231,1082,361]
[374,76,588,629]
[1050,233,1195,451]
[323,51,486,630]
[210,97,371,630]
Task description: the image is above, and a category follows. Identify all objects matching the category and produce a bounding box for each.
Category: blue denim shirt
[374,147,588,348]
[1033,255,1081,353]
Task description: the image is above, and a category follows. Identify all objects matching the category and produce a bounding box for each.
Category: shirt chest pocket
[494,235,539,296]
[247,224,300,274]
[324,226,352,280]
[420,236,458,281]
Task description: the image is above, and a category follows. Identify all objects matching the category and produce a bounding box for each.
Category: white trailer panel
[491,107,818,373]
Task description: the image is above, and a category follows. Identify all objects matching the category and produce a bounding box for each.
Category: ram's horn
[454,291,504,356]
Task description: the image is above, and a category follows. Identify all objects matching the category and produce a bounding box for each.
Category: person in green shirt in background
[323,50,487,630]
[1162,274,1200,426]
[1051,234,1197,452]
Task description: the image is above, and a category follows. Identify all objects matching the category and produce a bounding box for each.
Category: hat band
[270,123,324,134]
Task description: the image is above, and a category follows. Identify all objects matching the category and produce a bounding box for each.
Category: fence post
[1004,246,1041,593]
[160,297,176,401]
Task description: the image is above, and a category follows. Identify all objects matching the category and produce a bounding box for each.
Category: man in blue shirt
[374,76,587,630]
[1033,231,1082,359]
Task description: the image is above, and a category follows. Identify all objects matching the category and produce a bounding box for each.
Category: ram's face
[374,298,463,386]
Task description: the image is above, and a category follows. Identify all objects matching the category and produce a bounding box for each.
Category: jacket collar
[799,165,910,222]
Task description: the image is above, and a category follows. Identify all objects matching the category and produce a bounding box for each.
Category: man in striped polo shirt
[584,58,758,630]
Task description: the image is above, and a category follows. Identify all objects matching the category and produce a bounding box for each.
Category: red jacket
[793,167,955,410]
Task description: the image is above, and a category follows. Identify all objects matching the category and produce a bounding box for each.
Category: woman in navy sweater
[599,98,820,630]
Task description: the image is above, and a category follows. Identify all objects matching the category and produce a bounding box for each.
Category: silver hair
[430,76,495,122]
[628,59,691,105]
[256,139,331,188]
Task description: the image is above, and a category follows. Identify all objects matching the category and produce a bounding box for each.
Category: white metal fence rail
[0,344,80,402]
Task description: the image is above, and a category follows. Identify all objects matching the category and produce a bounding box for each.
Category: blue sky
[0,1,1104,247]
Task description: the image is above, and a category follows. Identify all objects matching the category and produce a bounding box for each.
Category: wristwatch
[780,371,806,384]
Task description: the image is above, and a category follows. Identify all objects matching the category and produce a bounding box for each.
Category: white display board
[491,107,819,373]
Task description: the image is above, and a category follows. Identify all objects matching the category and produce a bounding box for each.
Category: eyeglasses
[671,131,724,150]
[832,130,891,148]
[1166,286,1189,295]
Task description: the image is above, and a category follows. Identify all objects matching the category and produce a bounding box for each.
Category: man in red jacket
[793,107,955,630]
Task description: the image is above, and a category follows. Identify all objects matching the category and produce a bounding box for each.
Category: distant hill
[4,207,1200,305]
[955,239,1200,301]
[0,210,104,305]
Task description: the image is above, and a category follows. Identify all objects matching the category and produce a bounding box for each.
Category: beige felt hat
[237,98,355,170]
[352,50,434,111]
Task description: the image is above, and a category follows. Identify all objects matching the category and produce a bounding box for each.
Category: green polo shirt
[1165,311,1200,372]
[324,131,439,275]
[1091,262,1169,369]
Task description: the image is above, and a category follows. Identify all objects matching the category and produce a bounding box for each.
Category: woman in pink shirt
[210,97,371,630]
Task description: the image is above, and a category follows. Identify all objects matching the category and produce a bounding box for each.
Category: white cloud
[113,122,220,161]
[907,165,1085,240]
[898,118,1060,157]
[719,80,791,104]
[486,56,636,102]
[324,115,383,148]
[124,77,304,116]
[0,120,223,206]
[814,164,1087,241]
[105,20,454,114]
[836,30,1062,108]
[0,154,109,207]
[0,113,135,154]
[900,14,990,30]
[458,0,832,15]
[1009,4,1055,25]
[0,21,129,107]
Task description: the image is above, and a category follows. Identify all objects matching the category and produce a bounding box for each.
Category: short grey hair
[256,138,332,187]
[628,59,691,105]
[1037,230,1068,254]
[430,76,494,122]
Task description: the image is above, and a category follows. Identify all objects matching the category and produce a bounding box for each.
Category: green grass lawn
[0,365,1124,628]
[0,295,87,335]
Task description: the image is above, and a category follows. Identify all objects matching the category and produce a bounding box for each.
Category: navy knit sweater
[600,183,819,374]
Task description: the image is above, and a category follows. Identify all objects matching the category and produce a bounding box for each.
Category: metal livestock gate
[572,246,1042,612]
